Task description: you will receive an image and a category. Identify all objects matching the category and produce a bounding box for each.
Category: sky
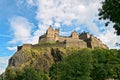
[0,0,120,74]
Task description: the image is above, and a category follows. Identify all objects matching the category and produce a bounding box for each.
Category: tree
[91,48,120,80]
[14,67,48,80]
[4,67,16,80]
[19,67,40,80]
[50,49,93,80]
[99,0,120,35]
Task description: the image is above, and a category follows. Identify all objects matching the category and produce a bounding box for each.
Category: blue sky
[0,0,120,74]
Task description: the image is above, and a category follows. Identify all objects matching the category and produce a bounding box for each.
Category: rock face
[4,47,67,75]
[0,47,68,79]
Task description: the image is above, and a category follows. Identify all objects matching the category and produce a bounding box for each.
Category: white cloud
[16,0,104,36]
[98,27,120,49]
[26,0,37,6]
[0,56,10,75]
[7,46,17,51]
[9,16,39,44]
[33,0,103,35]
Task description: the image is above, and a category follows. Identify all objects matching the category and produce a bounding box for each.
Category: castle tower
[54,28,60,41]
[79,32,92,48]
[54,28,59,36]
[79,32,91,40]
[71,31,79,39]
[46,25,54,38]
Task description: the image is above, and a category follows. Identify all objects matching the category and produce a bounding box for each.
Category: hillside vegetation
[1,47,120,80]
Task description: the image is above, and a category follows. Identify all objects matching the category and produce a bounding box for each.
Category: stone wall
[79,32,91,40]
[22,44,32,49]
[59,36,71,42]
[90,37,108,49]
[65,38,87,48]
[71,31,79,39]
[17,44,32,51]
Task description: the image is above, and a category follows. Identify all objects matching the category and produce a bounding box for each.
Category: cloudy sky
[0,0,120,74]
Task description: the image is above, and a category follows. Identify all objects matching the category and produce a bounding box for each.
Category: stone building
[17,25,108,51]
[79,32,108,49]
[38,25,108,49]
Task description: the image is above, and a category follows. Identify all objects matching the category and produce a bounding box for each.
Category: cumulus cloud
[98,27,120,49]
[33,0,104,35]
[16,0,104,36]
[9,16,39,44]
[0,56,10,74]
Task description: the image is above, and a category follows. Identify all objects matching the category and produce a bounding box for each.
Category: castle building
[38,25,108,49]
[17,25,108,51]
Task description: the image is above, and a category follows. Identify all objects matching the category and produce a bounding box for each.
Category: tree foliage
[99,0,120,35]
[50,49,93,80]
[17,67,40,80]
[4,67,16,80]
[4,67,48,80]
[91,49,120,79]
[50,48,120,80]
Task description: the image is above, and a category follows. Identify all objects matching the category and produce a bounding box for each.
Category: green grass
[47,41,56,44]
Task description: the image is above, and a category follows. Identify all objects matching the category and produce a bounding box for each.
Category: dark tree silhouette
[99,0,120,35]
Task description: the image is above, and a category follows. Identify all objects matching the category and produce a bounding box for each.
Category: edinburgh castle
[17,25,108,51]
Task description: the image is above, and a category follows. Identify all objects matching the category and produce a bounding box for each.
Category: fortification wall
[65,39,87,48]
[22,44,32,49]
[90,37,108,49]
[17,44,32,51]
[59,36,71,42]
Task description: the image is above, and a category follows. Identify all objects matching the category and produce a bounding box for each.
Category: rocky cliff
[9,47,67,71]
[1,47,76,79]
